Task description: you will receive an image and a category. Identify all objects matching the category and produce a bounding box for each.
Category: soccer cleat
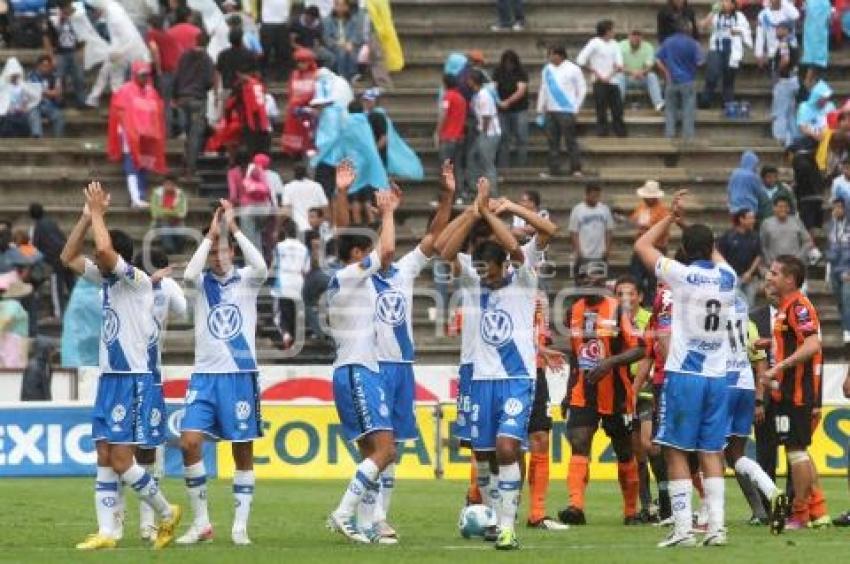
[656,516,675,527]
[623,515,642,526]
[494,529,519,551]
[784,517,807,530]
[140,525,158,542]
[153,504,183,550]
[232,527,252,546]
[808,515,832,529]
[748,516,769,526]
[75,534,118,550]
[526,517,569,531]
[702,530,728,546]
[657,530,697,548]
[832,510,850,527]
[374,521,398,542]
[558,506,587,525]
[326,512,370,544]
[365,525,398,545]
[769,492,788,535]
[176,523,214,545]
[482,525,500,542]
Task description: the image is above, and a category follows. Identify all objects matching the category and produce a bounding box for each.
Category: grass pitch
[0,477,849,563]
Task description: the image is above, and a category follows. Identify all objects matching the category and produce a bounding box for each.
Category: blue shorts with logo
[469,378,533,451]
[180,372,263,442]
[333,364,393,442]
[655,371,728,452]
[378,361,419,442]
[92,372,165,446]
[455,363,474,442]
[726,386,755,438]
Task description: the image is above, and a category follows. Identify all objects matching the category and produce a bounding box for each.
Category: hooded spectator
[727,150,765,214]
[0,58,41,138]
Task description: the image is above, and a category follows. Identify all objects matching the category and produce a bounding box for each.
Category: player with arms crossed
[559,263,646,526]
[634,190,737,547]
[177,200,269,546]
[440,178,551,550]
[763,255,830,529]
[326,167,399,544]
[61,182,181,550]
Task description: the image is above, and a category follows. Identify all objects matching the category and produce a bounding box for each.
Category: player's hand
[492,197,513,216]
[151,266,173,284]
[376,190,399,214]
[763,364,779,382]
[207,206,222,238]
[390,180,404,206]
[671,189,688,221]
[475,177,490,214]
[753,337,772,351]
[219,199,238,233]
[440,159,456,194]
[84,181,109,216]
[754,404,765,425]
[336,159,356,194]
[586,360,612,385]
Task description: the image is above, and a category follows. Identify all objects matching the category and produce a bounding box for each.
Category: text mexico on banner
[215,405,850,479]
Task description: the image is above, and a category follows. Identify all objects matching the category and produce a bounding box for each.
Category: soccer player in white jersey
[134,248,188,542]
[440,178,553,550]
[634,190,737,548]
[344,161,453,541]
[723,295,787,534]
[177,200,268,546]
[61,181,182,550]
[325,168,399,544]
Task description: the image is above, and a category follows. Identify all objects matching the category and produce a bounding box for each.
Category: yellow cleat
[76,533,117,550]
[153,505,183,550]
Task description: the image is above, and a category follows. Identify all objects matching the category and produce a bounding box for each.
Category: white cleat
[367,522,398,545]
[327,512,370,544]
[140,525,158,543]
[175,523,214,545]
[702,530,728,546]
[657,530,697,548]
[232,527,252,546]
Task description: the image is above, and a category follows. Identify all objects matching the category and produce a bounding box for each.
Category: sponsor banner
[0,403,216,477]
[216,404,850,479]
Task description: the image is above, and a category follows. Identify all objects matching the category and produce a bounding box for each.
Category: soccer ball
[458,504,497,538]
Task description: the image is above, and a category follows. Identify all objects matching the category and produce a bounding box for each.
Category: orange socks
[567,455,589,510]
[467,460,482,504]
[792,497,810,523]
[528,452,549,523]
[809,485,828,520]
[617,458,639,518]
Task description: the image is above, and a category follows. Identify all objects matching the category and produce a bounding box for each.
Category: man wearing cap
[616,30,664,112]
[629,181,669,303]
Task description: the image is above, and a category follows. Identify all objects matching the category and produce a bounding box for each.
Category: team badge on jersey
[794,304,815,332]
[481,309,514,347]
[376,289,407,326]
[111,404,126,423]
[503,398,523,417]
[207,303,243,341]
[150,407,162,428]
[578,338,605,370]
[103,307,120,344]
[235,400,252,421]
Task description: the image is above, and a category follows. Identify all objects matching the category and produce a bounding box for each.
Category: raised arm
[222,199,268,282]
[436,205,478,262]
[332,159,355,229]
[420,160,457,257]
[635,189,685,270]
[375,190,398,269]
[183,208,220,284]
[499,198,559,248]
[60,200,92,275]
[85,181,118,273]
[478,178,522,263]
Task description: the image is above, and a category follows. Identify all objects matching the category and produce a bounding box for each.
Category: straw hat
[636,180,664,199]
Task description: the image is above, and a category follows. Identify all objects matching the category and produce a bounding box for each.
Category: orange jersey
[771,290,823,407]
[567,296,642,415]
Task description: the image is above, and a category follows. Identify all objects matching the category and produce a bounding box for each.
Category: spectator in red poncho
[107,61,167,209]
[206,65,271,159]
[281,48,318,158]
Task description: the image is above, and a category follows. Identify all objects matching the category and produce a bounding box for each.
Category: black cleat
[832,510,850,527]
[623,515,642,526]
[558,506,587,525]
[770,493,789,535]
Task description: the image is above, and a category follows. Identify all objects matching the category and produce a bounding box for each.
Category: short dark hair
[174,6,191,24]
[585,183,602,193]
[304,5,320,18]
[614,274,640,291]
[147,13,165,29]
[228,27,243,48]
[774,194,793,207]
[309,207,324,217]
[596,19,614,36]
[674,16,693,35]
[774,254,806,288]
[442,73,457,89]
[468,69,486,87]
[465,219,493,252]
[549,44,567,58]
[472,239,508,266]
[680,224,714,263]
[348,100,364,114]
[523,190,541,209]
[337,232,373,262]
[760,165,778,178]
[732,208,754,225]
[133,247,168,271]
[280,217,298,240]
[109,229,134,263]
[28,203,44,220]
[164,172,178,183]
[36,54,51,66]
[196,31,210,48]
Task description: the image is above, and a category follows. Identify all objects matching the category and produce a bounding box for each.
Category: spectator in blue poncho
[727,150,766,215]
[60,277,101,368]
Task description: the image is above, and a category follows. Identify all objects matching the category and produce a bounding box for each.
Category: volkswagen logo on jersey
[480,309,513,347]
[503,398,523,417]
[376,289,407,326]
[578,338,605,370]
[102,307,120,344]
[207,303,243,341]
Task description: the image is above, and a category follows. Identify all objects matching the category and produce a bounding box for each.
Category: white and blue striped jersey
[461,240,543,380]
[726,296,764,390]
[327,249,381,372]
[148,276,188,375]
[372,246,430,363]
[655,256,737,378]
[186,233,267,374]
[82,257,154,374]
